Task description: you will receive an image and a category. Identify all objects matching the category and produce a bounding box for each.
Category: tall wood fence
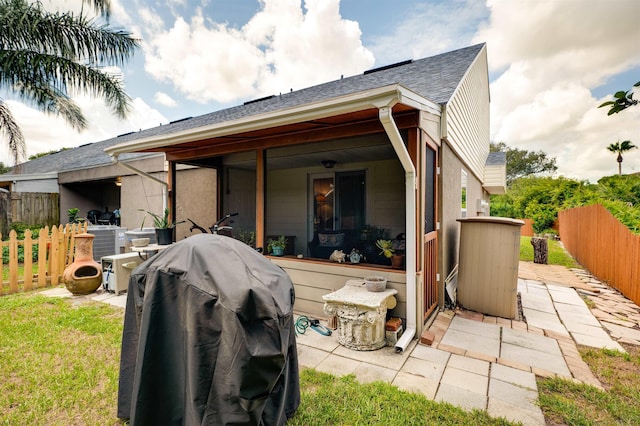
[0,192,60,236]
[520,219,534,237]
[1,223,87,295]
[559,204,640,305]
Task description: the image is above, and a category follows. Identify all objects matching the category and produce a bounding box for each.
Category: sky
[2,0,640,183]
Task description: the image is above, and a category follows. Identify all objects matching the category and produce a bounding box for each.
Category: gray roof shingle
[486,151,506,166]
[2,43,484,178]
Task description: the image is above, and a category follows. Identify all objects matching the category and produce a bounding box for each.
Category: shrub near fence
[559,204,640,306]
[0,223,88,295]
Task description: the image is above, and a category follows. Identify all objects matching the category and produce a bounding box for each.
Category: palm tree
[0,0,138,166]
[607,140,637,176]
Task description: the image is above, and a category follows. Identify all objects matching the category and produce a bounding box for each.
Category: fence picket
[9,230,18,293]
[560,204,640,306]
[23,230,33,291]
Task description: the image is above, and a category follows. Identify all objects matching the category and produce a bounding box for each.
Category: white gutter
[110,154,169,209]
[378,106,417,353]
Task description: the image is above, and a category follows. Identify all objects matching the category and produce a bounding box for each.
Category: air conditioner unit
[101,252,143,295]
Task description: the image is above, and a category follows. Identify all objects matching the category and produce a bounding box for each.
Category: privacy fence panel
[10,192,59,228]
[559,204,640,305]
[519,219,534,237]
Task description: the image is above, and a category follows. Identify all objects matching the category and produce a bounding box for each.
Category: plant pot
[391,254,405,269]
[364,276,387,292]
[155,228,173,245]
[271,246,284,256]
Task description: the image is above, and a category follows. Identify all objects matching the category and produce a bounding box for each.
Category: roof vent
[364,59,413,75]
[244,95,275,105]
[169,116,192,125]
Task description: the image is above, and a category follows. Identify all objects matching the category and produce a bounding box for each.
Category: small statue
[329,250,346,263]
[349,248,362,264]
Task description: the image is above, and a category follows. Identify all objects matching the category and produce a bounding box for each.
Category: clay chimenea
[62,233,103,295]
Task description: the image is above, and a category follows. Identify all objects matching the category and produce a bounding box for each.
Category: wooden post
[531,237,548,264]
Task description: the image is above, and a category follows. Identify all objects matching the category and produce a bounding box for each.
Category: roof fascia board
[0,172,58,181]
[105,85,441,157]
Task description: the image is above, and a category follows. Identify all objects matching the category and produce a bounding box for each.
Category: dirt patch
[518,261,597,292]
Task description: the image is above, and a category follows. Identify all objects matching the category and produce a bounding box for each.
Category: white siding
[444,46,490,183]
[484,164,507,194]
[13,178,59,193]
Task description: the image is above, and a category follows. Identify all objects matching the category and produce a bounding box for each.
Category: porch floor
[40,262,637,426]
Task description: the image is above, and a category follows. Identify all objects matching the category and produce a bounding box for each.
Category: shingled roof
[1,43,485,178]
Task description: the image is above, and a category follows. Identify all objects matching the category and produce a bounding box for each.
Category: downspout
[110,154,169,209]
[378,106,417,353]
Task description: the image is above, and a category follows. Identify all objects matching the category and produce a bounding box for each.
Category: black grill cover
[117,234,300,425]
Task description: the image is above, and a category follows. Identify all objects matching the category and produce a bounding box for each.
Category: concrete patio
[41,262,639,426]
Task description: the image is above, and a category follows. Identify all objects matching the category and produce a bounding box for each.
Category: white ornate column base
[323,287,397,351]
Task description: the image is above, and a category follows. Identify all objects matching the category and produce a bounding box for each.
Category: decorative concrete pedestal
[322,280,398,351]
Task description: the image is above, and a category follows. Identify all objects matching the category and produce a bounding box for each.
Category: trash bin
[117,234,300,425]
[456,217,524,319]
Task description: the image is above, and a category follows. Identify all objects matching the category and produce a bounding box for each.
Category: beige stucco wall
[175,167,217,241]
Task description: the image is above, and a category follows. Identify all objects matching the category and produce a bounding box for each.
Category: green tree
[0,0,138,166]
[599,81,639,115]
[0,161,10,174]
[28,147,70,160]
[607,140,637,176]
[490,142,558,185]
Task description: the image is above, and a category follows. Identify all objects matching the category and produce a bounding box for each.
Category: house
[2,43,505,349]
[102,43,504,350]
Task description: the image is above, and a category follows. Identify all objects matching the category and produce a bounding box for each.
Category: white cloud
[473,0,640,182]
[154,92,178,107]
[140,0,374,103]
[367,0,488,64]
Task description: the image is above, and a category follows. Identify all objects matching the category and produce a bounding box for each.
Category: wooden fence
[0,192,60,236]
[559,204,640,305]
[520,219,534,237]
[1,223,88,295]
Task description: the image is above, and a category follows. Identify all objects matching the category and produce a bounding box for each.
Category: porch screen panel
[425,147,436,233]
[336,171,365,232]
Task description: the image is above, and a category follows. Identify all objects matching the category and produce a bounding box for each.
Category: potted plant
[375,239,394,260]
[391,233,406,269]
[140,208,185,245]
[267,235,287,256]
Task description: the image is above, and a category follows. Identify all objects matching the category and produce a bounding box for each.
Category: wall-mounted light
[115,176,122,187]
[321,160,336,169]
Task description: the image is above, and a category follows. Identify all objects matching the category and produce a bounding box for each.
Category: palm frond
[0,1,138,65]
[1,49,131,120]
[0,99,26,166]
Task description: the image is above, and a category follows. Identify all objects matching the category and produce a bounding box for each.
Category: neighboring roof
[1,43,485,178]
[0,136,155,178]
[485,151,506,166]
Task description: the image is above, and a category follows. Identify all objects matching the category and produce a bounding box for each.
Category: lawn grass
[538,345,640,425]
[289,368,514,426]
[0,293,125,425]
[519,236,580,268]
[0,292,518,425]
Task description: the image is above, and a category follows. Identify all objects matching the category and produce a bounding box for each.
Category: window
[461,170,467,218]
[312,171,365,234]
